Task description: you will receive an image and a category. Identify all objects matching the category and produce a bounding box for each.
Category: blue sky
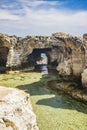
[0,0,87,36]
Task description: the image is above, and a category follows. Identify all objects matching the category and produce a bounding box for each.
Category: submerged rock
[0,86,39,130]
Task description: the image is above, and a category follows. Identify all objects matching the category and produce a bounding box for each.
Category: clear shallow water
[0,72,87,130]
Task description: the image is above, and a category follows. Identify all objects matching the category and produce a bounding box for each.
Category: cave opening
[27,48,58,73]
[0,47,9,73]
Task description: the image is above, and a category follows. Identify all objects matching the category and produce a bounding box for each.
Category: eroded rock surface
[0,86,39,130]
[48,80,87,104]
[0,33,10,72]
[0,32,87,88]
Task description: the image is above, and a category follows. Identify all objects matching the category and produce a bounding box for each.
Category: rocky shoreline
[0,32,87,103]
[48,79,87,104]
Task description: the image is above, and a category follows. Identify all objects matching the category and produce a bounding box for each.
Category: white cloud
[0,1,87,36]
[20,0,62,8]
[0,10,21,20]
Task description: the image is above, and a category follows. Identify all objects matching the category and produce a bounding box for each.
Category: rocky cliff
[0,32,87,88]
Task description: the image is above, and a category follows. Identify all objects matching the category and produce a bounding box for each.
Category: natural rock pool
[0,72,87,130]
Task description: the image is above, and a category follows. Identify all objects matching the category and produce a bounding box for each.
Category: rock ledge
[0,86,39,130]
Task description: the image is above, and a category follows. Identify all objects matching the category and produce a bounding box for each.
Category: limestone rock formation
[0,86,39,130]
[48,80,87,104]
[81,69,87,88]
[52,32,85,77]
[0,33,10,72]
[81,34,87,88]
[0,32,87,88]
[57,59,72,76]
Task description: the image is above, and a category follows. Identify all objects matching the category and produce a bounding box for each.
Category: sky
[0,0,87,37]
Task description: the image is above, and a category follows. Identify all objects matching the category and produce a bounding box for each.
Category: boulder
[0,86,39,130]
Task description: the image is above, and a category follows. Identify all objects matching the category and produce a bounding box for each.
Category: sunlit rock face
[50,33,85,77]
[0,32,87,87]
[81,34,87,88]
[0,86,39,130]
[82,69,87,88]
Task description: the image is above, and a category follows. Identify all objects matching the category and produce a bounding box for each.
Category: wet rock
[48,80,87,104]
[0,86,39,130]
